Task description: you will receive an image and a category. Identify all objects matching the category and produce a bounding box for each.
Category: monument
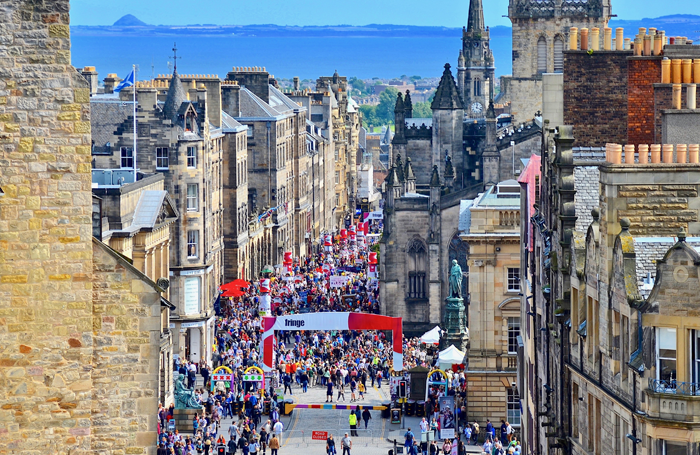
[443,260,469,352]
[173,373,203,431]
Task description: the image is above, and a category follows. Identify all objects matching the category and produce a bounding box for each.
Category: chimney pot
[580,28,589,50]
[643,35,652,56]
[611,143,622,164]
[677,144,688,163]
[638,144,649,164]
[615,28,624,50]
[604,27,612,50]
[683,59,693,83]
[624,144,636,164]
[672,59,682,84]
[653,35,663,56]
[688,84,698,109]
[689,144,699,163]
[663,143,675,163]
[673,83,683,109]
[662,58,671,84]
[624,38,631,50]
[569,27,579,50]
[591,28,600,51]
[651,144,662,163]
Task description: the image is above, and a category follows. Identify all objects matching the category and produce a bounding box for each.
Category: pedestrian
[283,373,292,395]
[361,408,372,429]
[341,433,352,455]
[326,434,337,455]
[442,439,452,455]
[429,441,439,455]
[228,436,238,455]
[349,410,358,437]
[409,440,420,455]
[358,382,365,400]
[273,420,284,439]
[506,421,513,443]
[419,417,428,434]
[326,379,334,403]
[157,443,169,455]
[336,381,346,402]
[463,424,472,445]
[500,420,508,445]
[268,435,279,455]
[404,427,415,450]
[248,437,259,455]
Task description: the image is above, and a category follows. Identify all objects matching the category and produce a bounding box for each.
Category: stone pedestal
[443,297,469,353]
[174,407,203,434]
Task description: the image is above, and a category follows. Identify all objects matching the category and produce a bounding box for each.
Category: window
[507,388,520,426]
[507,268,520,292]
[508,317,521,354]
[554,37,564,72]
[156,147,169,169]
[474,79,481,97]
[537,36,547,73]
[407,239,427,299]
[657,327,677,383]
[571,382,579,439]
[663,441,688,455]
[120,147,134,168]
[187,147,197,168]
[187,230,199,258]
[247,127,253,138]
[335,171,340,185]
[186,184,198,211]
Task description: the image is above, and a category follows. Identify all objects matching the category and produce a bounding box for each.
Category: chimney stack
[81,66,99,96]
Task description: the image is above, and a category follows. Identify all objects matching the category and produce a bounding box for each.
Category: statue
[449,259,463,299]
[174,374,202,409]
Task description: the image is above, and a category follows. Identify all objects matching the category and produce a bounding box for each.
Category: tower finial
[171,42,179,73]
[467,0,485,33]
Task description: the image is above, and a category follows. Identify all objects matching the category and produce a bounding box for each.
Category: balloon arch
[260,312,403,371]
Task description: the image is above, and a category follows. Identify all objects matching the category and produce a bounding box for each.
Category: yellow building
[462,180,522,429]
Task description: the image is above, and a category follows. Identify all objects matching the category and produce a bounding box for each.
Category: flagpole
[133,64,137,175]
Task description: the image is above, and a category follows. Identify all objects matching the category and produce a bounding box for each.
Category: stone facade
[461,181,522,428]
[0,2,95,453]
[521,125,700,455]
[460,0,496,118]
[503,0,612,124]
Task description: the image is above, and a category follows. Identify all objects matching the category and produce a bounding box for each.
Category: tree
[375,87,399,125]
[349,77,367,96]
[410,75,421,82]
[359,105,378,130]
[412,101,432,119]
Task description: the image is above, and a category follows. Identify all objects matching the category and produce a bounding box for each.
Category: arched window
[407,239,427,299]
[474,79,481,97]
[537,36,547,73]
[554,37,564,73]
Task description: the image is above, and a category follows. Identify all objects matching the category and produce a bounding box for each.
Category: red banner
[312,431,328,441]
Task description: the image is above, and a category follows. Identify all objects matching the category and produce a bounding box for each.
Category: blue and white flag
[114,69,135,92]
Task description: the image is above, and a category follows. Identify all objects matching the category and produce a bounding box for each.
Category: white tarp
[438,345,466,367]
[420,326,443,344]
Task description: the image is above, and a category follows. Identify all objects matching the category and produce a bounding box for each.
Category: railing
[648,378,700,396]
[279,429,377,448]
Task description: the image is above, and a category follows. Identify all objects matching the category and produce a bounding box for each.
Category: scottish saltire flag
[114,69,135,92]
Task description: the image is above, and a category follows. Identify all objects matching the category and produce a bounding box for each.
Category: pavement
[203,376,486,455]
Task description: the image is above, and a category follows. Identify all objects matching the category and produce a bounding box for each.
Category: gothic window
[407,239,427,299]
[448,234,469,300]
[554,37,564,73]
[537,36,547,73]
[474,79,482,97]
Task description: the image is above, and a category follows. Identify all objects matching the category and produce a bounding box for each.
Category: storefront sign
[183,277,200,315]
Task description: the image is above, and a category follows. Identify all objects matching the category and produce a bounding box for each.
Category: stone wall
[92,239,164,455]
[502,78,543,125]
[0,1,95,453]
[563,51,631,147]
[615,183,700,236]
[573,166,600,232]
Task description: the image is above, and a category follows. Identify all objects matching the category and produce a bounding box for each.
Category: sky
[71,0,699,28]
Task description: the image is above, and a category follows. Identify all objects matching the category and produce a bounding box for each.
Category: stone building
[222,67,308,263]
[520,123,700,455]
[501,0,612,123]
[91,71,225,366]
[459,0,496,118]
[460,180,522,427]
[0,2,172,453]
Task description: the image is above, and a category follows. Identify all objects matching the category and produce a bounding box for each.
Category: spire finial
[679,226,687,242]
[171,42,179,73]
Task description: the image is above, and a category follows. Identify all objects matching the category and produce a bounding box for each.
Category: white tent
[420,326,443,344]
[438,345,466,369]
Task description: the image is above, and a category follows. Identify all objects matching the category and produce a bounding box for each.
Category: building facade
[459,0,496,118]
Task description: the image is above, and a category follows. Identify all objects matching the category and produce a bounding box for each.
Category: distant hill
[113,14,148,27]
[609,14,700,41]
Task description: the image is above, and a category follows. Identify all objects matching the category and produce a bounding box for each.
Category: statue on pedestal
[444,260,468,352]
[174,374,202,409]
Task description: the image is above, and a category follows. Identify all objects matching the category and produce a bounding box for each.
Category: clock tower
[461,0,495,118]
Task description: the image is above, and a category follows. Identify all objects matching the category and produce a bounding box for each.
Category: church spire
[467,0,485,32]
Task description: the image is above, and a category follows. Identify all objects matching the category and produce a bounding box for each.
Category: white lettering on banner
[181,321,206,329]
[268,313,351,332]
[329,275,351,288]
[183,277,200,315]
[181,269,205,276]
[366,210,383,220]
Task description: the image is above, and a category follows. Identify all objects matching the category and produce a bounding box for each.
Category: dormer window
[185,114,194,132]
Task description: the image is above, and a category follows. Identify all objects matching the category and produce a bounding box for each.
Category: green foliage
[376,87,399,125]
[410,75,422,81]
[349,77,368,96]
[412,101,432,119]
[359,105,378,129]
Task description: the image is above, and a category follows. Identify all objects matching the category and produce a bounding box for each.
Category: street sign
[312,431,328,441]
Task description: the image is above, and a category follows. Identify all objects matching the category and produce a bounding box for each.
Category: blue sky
[71,0,698,27]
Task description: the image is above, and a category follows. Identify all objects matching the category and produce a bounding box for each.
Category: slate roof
[90,99,133,149]
[239,87,287,119]
[163,71,187,122]
[633,237,700,298]
[459,199,474,233]
[221,111,247,133]
[132,190,168,228]
[431,64,464,110]
[269,85,305,114]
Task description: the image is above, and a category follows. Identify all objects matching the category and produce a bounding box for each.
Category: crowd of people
[155,227,520,455]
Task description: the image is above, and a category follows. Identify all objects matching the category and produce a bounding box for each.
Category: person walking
[341,433,352,455]
[326,434,337,455]
[349,410,358,437]
[336,381,346,402]
[404,428,415,451]
[361,408,372,429]
[268,435,279,455]
[326,379,334,403]
[442,439,452,455]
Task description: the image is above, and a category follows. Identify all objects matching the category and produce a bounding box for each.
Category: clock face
[471,102,483,114]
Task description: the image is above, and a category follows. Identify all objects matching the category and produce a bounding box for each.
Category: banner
[364,210,383,220]
[261,312,403,371]
[330,275,351,288]
[439,396,455,440]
